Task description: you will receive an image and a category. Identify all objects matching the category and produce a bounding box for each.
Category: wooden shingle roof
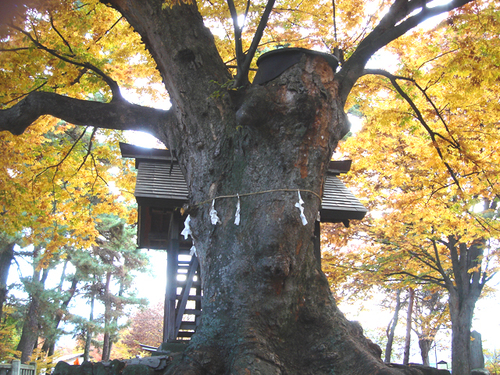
[120,143,367,224]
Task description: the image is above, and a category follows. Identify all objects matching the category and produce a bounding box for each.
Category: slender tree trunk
[385,289,402,363]
[101,271,112,361]
[403,288,415,365]
[0,241,14,320]
[84,291,96,362]
[446,238,485,375]
[17,263,49,363]
[41,275,78,356]
[107,281,125,359]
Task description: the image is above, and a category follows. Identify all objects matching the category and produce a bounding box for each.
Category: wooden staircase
[173,251,202,341]
[163,213,203,343]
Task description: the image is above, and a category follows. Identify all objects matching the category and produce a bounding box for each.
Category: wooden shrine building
[120,142,367,343]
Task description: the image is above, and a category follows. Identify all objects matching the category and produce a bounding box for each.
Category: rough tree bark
[165,55,397,375]
[0,0,477,373]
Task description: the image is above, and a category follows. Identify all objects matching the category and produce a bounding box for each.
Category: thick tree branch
[0,91,175,136]
[337,0,475,102]
[232,0,276,87]
[102,0,231,148]
[227,0,244,70]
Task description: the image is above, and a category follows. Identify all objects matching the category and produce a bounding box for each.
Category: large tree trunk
[448,292,475,375]
[103,2,425,373]
[0,0,472,372]
[161,52,415,375]
[0,240,14,320]
[385,289,402,364]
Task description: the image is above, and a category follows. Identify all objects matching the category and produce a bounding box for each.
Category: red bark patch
[296,239,303,255]
[294,56,336,178]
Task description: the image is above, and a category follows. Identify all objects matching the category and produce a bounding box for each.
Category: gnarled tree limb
[0,91,175,136]
[337,0,475,103]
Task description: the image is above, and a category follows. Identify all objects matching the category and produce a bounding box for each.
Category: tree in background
[40,254,80,357]
[93,214,148,361]
[327,2,500,372]
[0,235,16,320]
[412,289,448,366]
[322,235,448,366]
[0,306,20,361]
[121,303,164,356]
[485,349,500,375]
[0,121,140,362]
[1,0,496,373]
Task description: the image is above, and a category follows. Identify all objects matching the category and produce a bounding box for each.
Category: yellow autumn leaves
[0,118,137,262]
[325,0,500,296]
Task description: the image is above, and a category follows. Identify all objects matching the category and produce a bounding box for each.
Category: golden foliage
[323,0,500,307]
[0,121,137,261]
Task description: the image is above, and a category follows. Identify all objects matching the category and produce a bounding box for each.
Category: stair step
[176,331,194,338]
[179,322,197,330]
[176,294,202,301]
[183,309,202,316]
[176,279,201,287]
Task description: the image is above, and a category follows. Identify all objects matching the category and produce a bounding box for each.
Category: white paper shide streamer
[189,245,197,256]
[295,190,308,226]
[234,194,241,226]
[210,199,221,225]
[181,215,192,239]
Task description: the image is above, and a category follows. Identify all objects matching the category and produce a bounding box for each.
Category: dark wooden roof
[320,175,367,221]
[120,143,367,224]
